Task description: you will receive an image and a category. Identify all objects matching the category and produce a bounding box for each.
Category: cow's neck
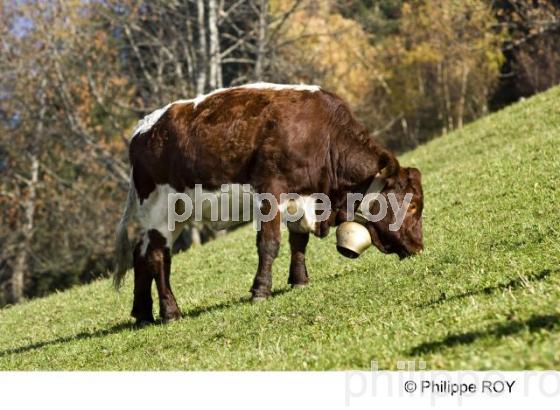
[332,134,386,191]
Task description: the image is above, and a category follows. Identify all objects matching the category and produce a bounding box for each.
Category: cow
[113,83,424,325]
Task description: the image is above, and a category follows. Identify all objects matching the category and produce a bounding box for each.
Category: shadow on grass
[0,321,136,358]
[418,268,556,308]
[410,313,560,356]
[183,287,290,319]
[0,287,291,359]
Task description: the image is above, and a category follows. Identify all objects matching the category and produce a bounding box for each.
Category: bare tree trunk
[457,63,470,129]
[442,64,453,133]
[9,156,38,304]
[437,61,446,134]
[196,0,207,94]
[8,89,46,304]
[183,5,196,93]
[254,0,269,81]
[400,117,409,141]
[208,0,222,89]
[481,86,489,116]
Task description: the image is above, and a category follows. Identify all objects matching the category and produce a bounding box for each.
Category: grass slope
[1,88,559,371]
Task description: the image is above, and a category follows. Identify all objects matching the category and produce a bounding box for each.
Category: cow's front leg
[146,230,182,323]
[251,200,281,301]
[288,231,309,288]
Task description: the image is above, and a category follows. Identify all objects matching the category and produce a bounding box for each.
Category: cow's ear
[378,150,399,178]
[378,150,400,187]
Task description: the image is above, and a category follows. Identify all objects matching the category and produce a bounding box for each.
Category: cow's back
[130,84,351,198]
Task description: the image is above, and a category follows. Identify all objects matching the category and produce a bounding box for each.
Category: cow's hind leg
[132,230,181,324]
[133,183,182,324]
[131,237,155,325]
[251,195,282,301]
[288,231,309,288]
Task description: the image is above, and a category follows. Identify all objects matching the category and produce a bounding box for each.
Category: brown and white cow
[114,83,424,325]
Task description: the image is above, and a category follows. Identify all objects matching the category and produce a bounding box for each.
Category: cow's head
[363,164,424,258]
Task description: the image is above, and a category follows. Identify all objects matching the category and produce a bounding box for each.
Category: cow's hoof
[161,311,182,324]
[250,286,271,302]
[132,311,155,327]
[291,283,307,289]
[134,318,155,328]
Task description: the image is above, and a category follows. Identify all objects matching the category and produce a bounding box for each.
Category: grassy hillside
[1,88,559,370]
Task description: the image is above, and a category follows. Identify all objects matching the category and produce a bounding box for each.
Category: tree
[491,0,560,106]
[360,0,504,149]
[268,0,379,106]
[0,0,132,304]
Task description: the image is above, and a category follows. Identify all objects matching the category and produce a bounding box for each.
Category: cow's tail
[113,172,137,290]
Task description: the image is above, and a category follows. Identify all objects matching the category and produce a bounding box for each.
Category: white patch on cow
[139,234,149,257]
[191,82,321,108]
[140,184,254,255]
[298,196,318,232]
[132,99,192,137]
[240,82,321,93]
[131,83,321,137]
[174,184,255,231]
[137,184,179,255]
[279,195,317,234]
[140,183,324,255]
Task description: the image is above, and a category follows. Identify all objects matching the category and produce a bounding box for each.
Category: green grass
[1,88,560,371]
